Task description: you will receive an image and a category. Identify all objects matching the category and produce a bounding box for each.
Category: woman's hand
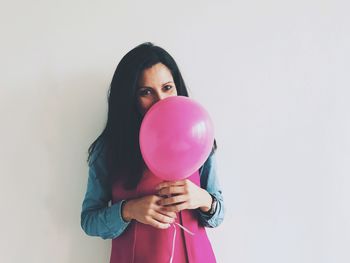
[155,179,212,213]
[122,195,177,229]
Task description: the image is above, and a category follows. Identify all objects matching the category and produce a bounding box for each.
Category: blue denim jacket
[80,139,225,240]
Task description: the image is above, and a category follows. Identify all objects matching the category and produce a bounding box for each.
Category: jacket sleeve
[197,150,225,228]
[80,140,131,239]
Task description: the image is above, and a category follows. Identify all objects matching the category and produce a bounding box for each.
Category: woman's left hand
[155,179,212,213]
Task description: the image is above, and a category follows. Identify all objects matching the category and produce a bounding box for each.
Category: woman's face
[136,62,177,116]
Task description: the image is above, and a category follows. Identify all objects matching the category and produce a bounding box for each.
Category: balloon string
[169,222,194,263]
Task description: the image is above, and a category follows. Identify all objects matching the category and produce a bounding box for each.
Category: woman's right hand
[122,195,177,229]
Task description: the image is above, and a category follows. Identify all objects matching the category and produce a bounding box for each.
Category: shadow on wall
[42,71,111,262]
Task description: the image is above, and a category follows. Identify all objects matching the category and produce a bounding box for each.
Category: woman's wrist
[121,199,134,222]
[199,190,213,213]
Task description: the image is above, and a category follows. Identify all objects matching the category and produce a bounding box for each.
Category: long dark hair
[87,42,217,190]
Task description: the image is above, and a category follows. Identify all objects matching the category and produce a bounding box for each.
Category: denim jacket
[80,139,225,240]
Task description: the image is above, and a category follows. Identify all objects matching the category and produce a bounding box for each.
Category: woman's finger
[147,217,171,229]
[151,210,176,224]
[154,206,177,219]
[156,180,186,190]
[159,194,187,206]
[158,186,185,196]
[161,202,188,212]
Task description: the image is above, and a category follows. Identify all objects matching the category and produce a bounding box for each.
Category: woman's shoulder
[88,136,107,167]
[199,148,216,175]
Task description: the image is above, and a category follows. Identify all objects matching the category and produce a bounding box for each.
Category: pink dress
[110,167,217,263]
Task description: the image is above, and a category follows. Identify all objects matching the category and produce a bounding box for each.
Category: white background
[1,1,349,262]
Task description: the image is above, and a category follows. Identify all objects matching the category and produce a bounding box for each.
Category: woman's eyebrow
[161,81,174,86]
[139,81,174,89]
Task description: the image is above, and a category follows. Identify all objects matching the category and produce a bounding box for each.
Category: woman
[80,42,225,263]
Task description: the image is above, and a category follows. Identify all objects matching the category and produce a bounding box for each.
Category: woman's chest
[111,168,200,202]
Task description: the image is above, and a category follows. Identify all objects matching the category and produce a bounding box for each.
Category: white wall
[1,1,349,262]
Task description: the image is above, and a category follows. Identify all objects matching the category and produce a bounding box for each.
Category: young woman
[80,42,225,263]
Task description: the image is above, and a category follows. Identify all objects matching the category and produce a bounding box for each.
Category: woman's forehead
[138,63,174,87]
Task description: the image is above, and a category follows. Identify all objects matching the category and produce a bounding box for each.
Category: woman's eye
[139,89,151,96]
[164,85,173,91]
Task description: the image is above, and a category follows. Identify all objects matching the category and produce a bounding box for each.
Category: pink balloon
[139,96,215,181]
